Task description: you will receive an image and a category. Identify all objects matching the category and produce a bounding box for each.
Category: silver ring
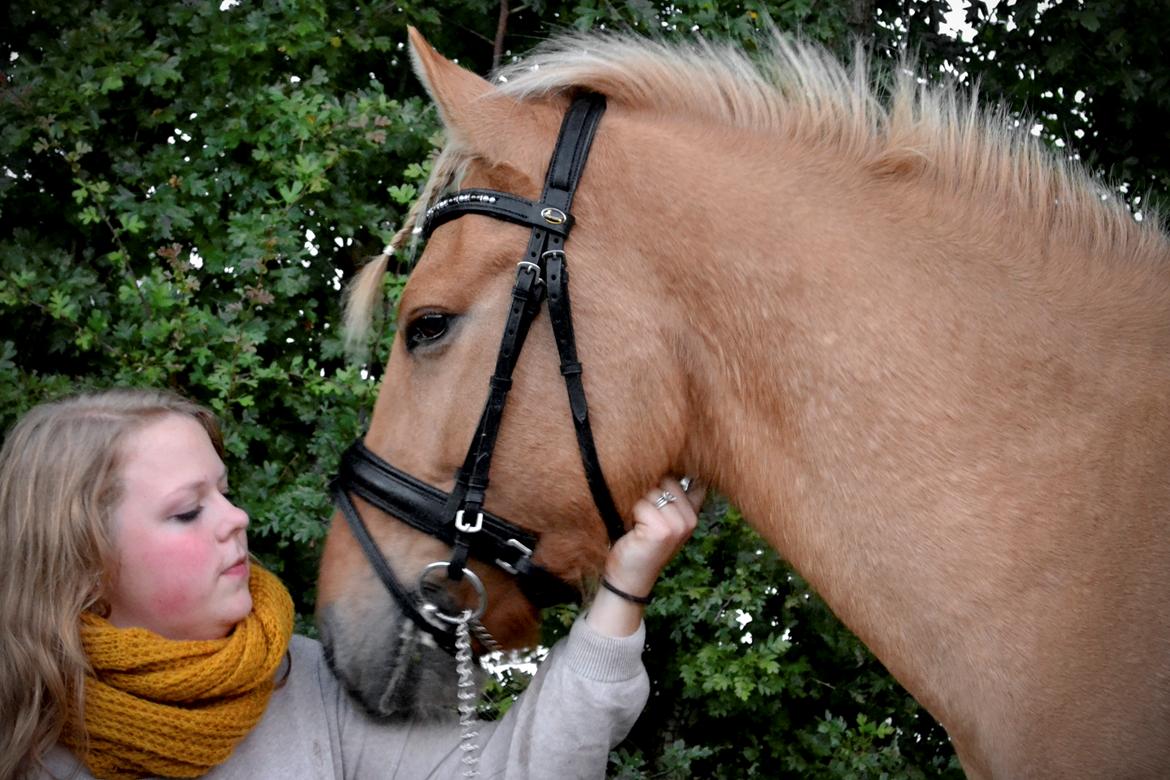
[653,490,679,509]
[680,476,693,493]
[416,561,488,625]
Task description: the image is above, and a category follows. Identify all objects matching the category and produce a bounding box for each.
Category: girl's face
[106,414,252,640]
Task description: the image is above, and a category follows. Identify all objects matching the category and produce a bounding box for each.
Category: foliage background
[2,0,1165,775]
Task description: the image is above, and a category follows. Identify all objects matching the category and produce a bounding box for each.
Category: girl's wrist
[585,586,645,638]
[601,561,660,601]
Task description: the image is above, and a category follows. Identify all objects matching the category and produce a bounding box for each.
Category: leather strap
[600,576,653,605]
[332,93,615,654]
[436,93,623,548]
[335,442,579,608]
[332,484,457,653]
[545,251,626,541]
[443,260,546,576]
[420,190,573,240]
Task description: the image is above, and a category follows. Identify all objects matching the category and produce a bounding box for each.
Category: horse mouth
[318,602,472,720]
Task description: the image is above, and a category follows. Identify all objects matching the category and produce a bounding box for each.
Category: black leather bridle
[332,93,625,653]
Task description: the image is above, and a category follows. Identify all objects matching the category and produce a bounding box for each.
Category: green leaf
[119,212,147,234]
[278,180,305,203]
[387,183,416,204]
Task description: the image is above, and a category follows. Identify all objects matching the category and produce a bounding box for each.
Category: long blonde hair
[0,388,223,780]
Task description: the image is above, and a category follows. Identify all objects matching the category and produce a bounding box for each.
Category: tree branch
[492,0,509,72]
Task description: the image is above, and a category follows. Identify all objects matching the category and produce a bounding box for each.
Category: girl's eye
[405,312,450,351]
[173,507,202,523]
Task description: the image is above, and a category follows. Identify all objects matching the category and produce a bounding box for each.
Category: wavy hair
[0,388,222,779]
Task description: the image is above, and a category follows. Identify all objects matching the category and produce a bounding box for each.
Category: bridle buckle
[454,509,484,534]
[494,538,534,575]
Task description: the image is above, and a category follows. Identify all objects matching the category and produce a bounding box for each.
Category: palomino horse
[317,27,1170,777]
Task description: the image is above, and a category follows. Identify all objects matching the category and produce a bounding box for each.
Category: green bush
[0,0,437,619]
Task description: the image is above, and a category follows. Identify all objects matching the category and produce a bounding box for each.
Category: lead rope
[470,620,502,653]
[456,613,482,777]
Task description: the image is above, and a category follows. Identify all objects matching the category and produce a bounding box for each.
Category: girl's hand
[586,477,704,637]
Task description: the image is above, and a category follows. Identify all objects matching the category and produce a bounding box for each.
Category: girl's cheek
[145,536,216,611]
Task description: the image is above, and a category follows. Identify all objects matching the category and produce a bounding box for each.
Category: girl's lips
[223,558,249,577]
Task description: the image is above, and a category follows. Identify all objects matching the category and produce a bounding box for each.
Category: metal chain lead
[456,614,481,778]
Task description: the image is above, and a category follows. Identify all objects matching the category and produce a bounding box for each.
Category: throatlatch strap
[544,252,626,542]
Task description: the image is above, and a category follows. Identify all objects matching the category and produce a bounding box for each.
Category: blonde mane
[346,30,1166,343]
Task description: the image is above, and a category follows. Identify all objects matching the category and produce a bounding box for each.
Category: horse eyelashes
[405,312,451,351]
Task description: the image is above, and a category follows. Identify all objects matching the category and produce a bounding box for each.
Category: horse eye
[405,312,450,351]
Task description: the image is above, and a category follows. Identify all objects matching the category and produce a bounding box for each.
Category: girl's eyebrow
[161,468,229,501]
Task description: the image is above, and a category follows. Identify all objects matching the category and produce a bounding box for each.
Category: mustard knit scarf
[63,565,294,779]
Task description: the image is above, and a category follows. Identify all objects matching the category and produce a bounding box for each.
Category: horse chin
[318,603,472,721]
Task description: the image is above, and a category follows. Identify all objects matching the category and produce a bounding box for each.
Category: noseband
[332,93,624,653]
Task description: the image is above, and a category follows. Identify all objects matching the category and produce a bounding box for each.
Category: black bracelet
[600,577,653,605]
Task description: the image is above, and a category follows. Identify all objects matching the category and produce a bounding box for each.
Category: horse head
[315,29,694,719]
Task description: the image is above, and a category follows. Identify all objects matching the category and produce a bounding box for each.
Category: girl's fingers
[600,477,701,609]
[636,478,699,541]
[657,477,701,524]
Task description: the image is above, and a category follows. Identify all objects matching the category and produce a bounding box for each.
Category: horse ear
[407,27,495,133]
[406,27,546,174]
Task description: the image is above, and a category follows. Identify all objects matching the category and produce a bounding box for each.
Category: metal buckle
[541,249,565,262]
[516,260,540,277]
[494,538,534,575]
[454,509,484,533]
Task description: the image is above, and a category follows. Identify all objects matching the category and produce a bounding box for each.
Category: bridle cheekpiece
[332,93,624,654]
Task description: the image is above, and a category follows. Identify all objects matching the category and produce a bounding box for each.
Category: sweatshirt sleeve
[347,615,649,780]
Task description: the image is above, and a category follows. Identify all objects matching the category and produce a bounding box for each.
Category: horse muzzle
[318,588,475,720]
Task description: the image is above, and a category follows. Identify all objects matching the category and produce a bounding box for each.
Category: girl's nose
[217,495,250,538]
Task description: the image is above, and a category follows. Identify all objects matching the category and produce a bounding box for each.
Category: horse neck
[644,124,1170,756]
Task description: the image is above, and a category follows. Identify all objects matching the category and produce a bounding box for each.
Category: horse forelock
[488,29,1165,262]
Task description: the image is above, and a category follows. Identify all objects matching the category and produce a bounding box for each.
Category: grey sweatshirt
[41,616,648,779]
